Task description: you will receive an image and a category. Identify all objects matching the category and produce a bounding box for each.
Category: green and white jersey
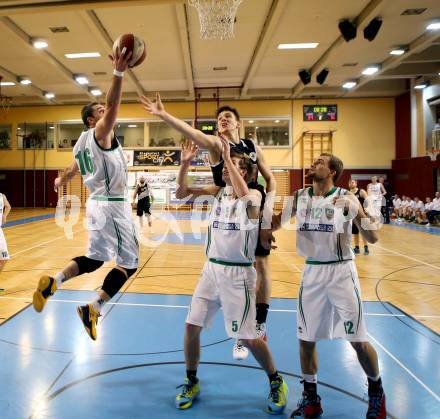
[295,186,353,264]
[206,187,259,266]
[73,128,128,200]
[0,194,3,226]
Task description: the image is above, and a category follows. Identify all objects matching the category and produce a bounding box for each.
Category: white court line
[372,243,440,271]
[2,296,439,318]
[367,332,440,403]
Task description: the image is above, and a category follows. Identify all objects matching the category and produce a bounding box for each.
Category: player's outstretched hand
[108,47,133,73]
[260,229,277,250]
[219,135,231,160]
[54,177,63,192]
[140,92,165,116]
[181,140,198,164]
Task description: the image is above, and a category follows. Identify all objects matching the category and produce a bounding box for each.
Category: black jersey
[211,138,258,187]
[353,188,365,207]
[136,183,150,201]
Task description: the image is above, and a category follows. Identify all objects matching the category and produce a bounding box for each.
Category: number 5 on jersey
[75,148,94,175]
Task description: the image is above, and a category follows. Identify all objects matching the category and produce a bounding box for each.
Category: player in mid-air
[32,48,139,341]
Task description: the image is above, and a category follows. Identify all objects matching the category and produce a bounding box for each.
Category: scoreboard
[303,104,337,121]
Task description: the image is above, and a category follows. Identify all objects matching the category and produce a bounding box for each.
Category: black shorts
[255,234,270,257]
[352,222,359,235]
[136,197,151,216]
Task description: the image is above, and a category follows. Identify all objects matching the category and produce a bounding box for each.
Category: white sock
[55,272,65,287]
[367,374,381,382]
[91,295,106,313]
[303,374,318,383]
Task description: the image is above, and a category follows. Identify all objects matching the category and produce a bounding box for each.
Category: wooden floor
[1,209,439,334]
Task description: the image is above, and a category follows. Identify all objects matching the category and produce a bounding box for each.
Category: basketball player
[32,49,139,340]
[140,94,275,360]
[0,193,11,290]
[366,176,386,222]
[132,175,153,233]
[348,179,369,255]
[262,153,386,419]
[173,139,287,414]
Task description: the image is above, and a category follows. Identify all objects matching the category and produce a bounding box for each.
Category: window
[243,118,290,147]
[0,124,12,149]
[17,123,55,149]
[148,121,190,147]
[58,123,85,149]
[115,122,144,148]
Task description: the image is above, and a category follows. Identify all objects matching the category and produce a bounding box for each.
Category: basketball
[112,33,146,68]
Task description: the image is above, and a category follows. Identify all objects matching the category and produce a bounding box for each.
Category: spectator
[420,197,433,224]
[426,191,440,227]
[412,197,424,222]
[392,194,402,220]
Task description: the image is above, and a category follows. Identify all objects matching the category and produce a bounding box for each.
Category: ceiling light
[316,68,329,85]
[248,120,254,124]
[65,52,101,59]
[44,92,55,99]
[343,81,357,89]
[32,39,48,49]
[277,43,319,49]
[274,120,280,123]
[390,47,408,56]
[363,17,382,41]
[75,75,89,85]
[18,77,32,85]
[426,21,440,30]
[414,80,429,89]
[49,126,55,129]
[0,81,15,86]
[128,124,138,128]
[90,88,102,96]
[338,20,357,42]
[299,69,311,85]
[362,65,381,75]
[256,127,259,129]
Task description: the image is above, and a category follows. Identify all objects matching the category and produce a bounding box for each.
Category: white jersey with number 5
[295,187,353,263]
[206,187,260,265]
[73,128,128,199]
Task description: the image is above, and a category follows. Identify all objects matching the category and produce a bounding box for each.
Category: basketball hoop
[189,0,243,40]
[0,77,12,119]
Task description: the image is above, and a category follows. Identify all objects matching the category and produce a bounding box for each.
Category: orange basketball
[112,34,146,68]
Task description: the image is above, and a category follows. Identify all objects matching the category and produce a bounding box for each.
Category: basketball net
[189,0,243,40]
[0,77,12,120]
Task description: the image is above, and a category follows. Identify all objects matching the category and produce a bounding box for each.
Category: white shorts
[297,260,368,342]
[0,228,9,260]
[186,261,257,340]
[85,199,139,269]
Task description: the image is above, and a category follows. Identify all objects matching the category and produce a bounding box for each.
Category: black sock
[256,303,269,324]
[186,369,198,384]
[303,380,317,399]
[367,377,383,395]
[268,371,281,383]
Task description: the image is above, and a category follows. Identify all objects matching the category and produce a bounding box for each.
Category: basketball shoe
[175,377,200,409]
[33,275,57,312]
[77,304,99,340]
[232,340,249,360]
[267,375,288,415]
[366,391,386,418]
[290,392,323,418]
[256,322,267,341]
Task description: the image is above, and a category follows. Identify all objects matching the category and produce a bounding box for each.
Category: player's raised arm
[95,49,132,148]
[140,93,221,154]
[176,140,220,199]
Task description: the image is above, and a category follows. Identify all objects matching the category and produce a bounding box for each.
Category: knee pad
[102,268,129,298]
[73,256,103,275]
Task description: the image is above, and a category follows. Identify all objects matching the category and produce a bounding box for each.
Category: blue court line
[390,220,440,235]
[3,213,55,228]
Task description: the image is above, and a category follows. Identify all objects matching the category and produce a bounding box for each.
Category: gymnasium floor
[0,209,439,419]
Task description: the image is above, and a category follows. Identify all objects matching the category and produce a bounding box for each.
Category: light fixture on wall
[414,78,430,89]
[316,68,329,85]
[338,19,357,42]
[299,69,311,85]
[363,17,383,41]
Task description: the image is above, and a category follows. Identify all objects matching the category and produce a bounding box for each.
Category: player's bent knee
[185,323,202,335]
[350,341,369,352]
[72,256,104,275]
[101,268,129,298]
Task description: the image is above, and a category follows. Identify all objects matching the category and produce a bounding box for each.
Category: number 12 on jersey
[75,148,94,175]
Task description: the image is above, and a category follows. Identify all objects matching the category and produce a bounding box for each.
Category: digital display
[196,120,216,134]
[303,104,337,121]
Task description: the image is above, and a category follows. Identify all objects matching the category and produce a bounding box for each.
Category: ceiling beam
[346,30,440,95]
[174,3,194,100]
[0,16,95,101]
[0,0,183,16]
[0,64,60,104]
[240,0,288,98]
[291,0,384,98]
[82,10,146,97]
